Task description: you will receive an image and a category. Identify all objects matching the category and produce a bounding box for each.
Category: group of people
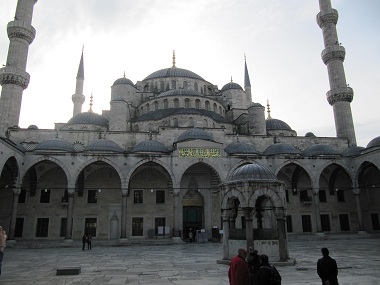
[228,246,339,285]
[81,234,92,250]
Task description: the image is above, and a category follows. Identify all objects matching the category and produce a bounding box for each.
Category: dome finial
[231,76,233,83]
[267,99,272,119]
[123,71,126,78]
[172,50,176,68]
[89,93,93,112]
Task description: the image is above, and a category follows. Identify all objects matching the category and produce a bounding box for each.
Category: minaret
[244,55,252,106]
[0,0,38,133]
[71,49,85,117]
[317,0,356,146]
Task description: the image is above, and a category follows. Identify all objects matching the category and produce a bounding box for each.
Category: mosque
[0,0,379,258]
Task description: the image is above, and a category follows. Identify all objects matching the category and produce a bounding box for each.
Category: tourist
[82,234,87,250]
[317,247,339,285]
[247,247,260,285]
[228,248,251,285]
[87,234,92,250]
[0,226,7,275]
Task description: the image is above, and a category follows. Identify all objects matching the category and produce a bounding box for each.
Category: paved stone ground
[1,238,380,284]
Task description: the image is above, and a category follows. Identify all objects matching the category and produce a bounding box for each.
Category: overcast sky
[1,0,379,147]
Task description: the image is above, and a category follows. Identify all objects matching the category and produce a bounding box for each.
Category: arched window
[185,98,190,108]
[205,100,210,110]
[163,99,168,108]
[166,82,170,91]
[194,82,198,92]
[219,106,222,114]
[183,81,188,89]
[195,99,200,109]
[172,80,176,89]
[154,101,159,110]
[146,103,150,113]
[143,85,149,92]
[150,82,154,92]
[173,118,178,127]
[174,98,179,108]
[213,103,217,112]
[160,81,165,91]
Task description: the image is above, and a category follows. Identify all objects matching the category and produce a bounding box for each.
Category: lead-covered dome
[131,140,171,153]
[221,82,243,91]
[66,112,109,127]
[158,89,202,97]
[341,146,364,157]
[302,144,340,157]
[84,139,124,153]
[34,138,75,152]
[175,128,214,144]
[366,136,380,149]
[228,163,278,183]
[113,76,134,87]
[266,118,292,131]
[144,67,205,81]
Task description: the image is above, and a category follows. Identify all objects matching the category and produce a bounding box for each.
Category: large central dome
[143,66,205,81]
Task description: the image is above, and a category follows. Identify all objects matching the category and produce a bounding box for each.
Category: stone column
[120,190,128,239]
[222,209,231,260]
[242,207,254,249]
[8,188,21,240]
[353,188,365,232]
[173,190,180,237]
[312,189,322,233]
[229,212,236,229]
[65,192,74,240]
[276,209,289,261]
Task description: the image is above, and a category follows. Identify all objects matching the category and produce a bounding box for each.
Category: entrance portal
[183,206,203,240]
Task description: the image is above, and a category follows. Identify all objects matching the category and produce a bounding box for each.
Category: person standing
[317,247,339,285]
[228,248,251,285]
[82,234,87,251]
[0,226,7,275]
[247,247,260,285]
[87,235,92,250]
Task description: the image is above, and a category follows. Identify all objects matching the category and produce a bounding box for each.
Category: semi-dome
[131,140,170,153]
[175,128,214,144]
[266,118,292,131]
[27,125,38,130]
[341,146,365,157]
[113,76,134,87]
[366,136,380,149]
[34,138,75,152]
[66,111,109,127]
[144,67,205,81]
[84,139,124,153]
[224,142,259,155]
[158,89,202,97]
[305,132,316,137]
[228,163,278,183]
[221,82,243,91]
[302,144,340,157]
[263,143,301,156]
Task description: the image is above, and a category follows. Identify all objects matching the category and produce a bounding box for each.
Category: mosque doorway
[183,206,203,241]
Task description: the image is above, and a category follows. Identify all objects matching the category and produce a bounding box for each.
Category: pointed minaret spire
[172,50,176,68]
[317,0,356,146]
[72,49,86,117]
[267,99,272,119]
[244,54,252,106]
[0,0,37,132]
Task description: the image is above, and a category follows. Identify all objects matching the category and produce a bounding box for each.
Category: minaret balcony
[7,20,36,44]
[321,45,346,64]
[0,66,30,89]
[316,8,338,28]
[326,87,354,105]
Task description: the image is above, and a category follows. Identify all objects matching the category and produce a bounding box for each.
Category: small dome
[305,132,316,137]
[176,128,214,144]
[131,140,170,153]
[221,82,243,91]
[366,136,380,149]
[144,67,205,81]
[35,138,75,152]
[27,125,38,130]
[228,163,278,183]
[67,112,109,127]
[158,89,202,97]
[341,146,364,157]
[112,76,134,87]
[84,139,124,153]
[302,144,340,157]
[224,142,259,155]
[266,118,292,131]
[263,143,301,156]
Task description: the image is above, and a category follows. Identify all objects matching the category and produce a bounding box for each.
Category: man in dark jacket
[317,247,339,285]
[228,248,251,285]
[247,247,260,285]
[257,254,273,285]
